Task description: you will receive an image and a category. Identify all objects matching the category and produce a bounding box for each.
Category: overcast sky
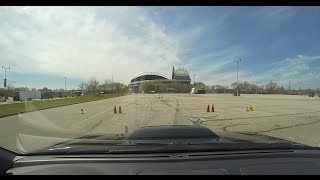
[1,6,320,90]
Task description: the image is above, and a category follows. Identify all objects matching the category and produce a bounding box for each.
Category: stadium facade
[129,67,191,93]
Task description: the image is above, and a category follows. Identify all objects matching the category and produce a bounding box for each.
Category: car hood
[26,125,313,155]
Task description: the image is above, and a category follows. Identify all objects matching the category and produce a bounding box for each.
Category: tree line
[140,80,319,97]
[78,77,128,94]
[1,78,318,97]
[211,80,319,96]
[0,76,128,98]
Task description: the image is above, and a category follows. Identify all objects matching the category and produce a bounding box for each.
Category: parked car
[0,96,7,102]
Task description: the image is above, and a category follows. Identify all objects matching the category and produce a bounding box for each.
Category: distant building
[128,67,191,93]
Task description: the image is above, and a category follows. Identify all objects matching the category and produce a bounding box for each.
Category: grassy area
[0,93,127,116]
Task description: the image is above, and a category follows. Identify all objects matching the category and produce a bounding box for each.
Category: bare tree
[104,79,111,90]
[87,77,99,93]
[97,84,107,92]
[265,80,279,94]
[78,82,88,91]
[104,79,111,85]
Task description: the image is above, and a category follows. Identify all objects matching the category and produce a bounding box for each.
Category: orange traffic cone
[207,105,210,112]
[119,105,122,113]
[114,106,117,113]
[212,105,215,112]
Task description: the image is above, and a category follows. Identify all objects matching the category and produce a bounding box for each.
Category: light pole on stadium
[234,58,241,96]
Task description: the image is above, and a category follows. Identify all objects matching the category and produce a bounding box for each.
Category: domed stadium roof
[130,72,168,83]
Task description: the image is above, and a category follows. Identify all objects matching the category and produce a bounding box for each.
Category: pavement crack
[222,123,252,132]
[90,120,103,131]
[205,110,320,122]
[223,116,320,135]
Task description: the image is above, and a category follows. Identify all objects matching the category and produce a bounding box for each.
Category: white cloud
[247,55,320,88]
[183,45,247,85]
[1,7,318,90]
[195,54,320,89]
[0,7,181,84]
[262,55,319,79]
[256,6,296,22]
[174,9,233,50]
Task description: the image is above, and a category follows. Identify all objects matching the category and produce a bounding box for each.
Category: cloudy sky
[1,6,320,90]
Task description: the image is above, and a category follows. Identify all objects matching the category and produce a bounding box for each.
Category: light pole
[255,79,258,94]
[193,74,196,85]
[111,74,114,93]
[234,58,241,96]
[297,81,302,90]
[312,72,319,91]
[297,81,302,95]
[64,76,68,91]
[1,66,11,88]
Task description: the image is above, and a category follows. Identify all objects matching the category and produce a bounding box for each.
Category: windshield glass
[1,6,320,155]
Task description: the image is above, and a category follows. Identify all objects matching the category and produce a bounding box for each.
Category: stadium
[129,67,192,93]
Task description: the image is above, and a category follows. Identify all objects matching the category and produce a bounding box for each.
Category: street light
[297,81,302,90]
[193,74,196,85]
[312,72,319,91]
[64,76,68,91]
[111,74,114,93]
[255,78,258,94]
[1,66,11,88]
[234,58,241,96]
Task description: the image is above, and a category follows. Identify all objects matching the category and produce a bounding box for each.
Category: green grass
[0,93,127,116]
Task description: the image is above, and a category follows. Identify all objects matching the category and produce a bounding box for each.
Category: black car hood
[31,125,310,153]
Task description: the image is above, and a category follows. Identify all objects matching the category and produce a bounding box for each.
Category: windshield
[1,6,320,155]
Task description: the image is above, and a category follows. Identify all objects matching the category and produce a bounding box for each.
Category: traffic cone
[207,105,210,112]
[119,105,122,113]
[211,105,215,112]
[114,106,117,113]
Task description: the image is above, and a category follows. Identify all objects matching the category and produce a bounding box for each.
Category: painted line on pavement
[71,107,114,127]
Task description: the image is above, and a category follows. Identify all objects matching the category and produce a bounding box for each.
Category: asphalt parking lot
[1,93,320,153]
